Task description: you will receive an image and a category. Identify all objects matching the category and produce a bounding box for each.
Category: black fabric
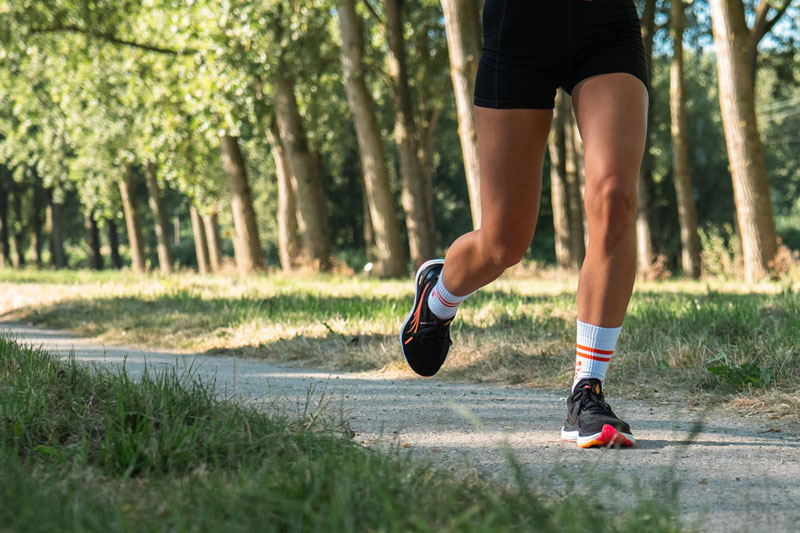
[474,0,649,109]
[401,263,453,377]
[563,378,632,436]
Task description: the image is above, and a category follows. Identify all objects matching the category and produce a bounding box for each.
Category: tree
[709,0,779,281]
[221,135,265,275]
[144,162,174,274]
[118,167,147,273]
[266,118,300,272]
[670,0,701,278]
[440,0,482,229]
[550,91,585,270]
[337,0,408,277]
[189,204,211,274]
[384,0,437,267]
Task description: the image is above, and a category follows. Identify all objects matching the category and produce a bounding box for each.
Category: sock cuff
[576,319,622,351]
[433,278,471,305]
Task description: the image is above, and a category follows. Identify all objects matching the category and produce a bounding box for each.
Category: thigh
[571,73,648,204]
[474,107,553,243]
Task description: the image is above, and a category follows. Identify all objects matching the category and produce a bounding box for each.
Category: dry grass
[2,267,799,419]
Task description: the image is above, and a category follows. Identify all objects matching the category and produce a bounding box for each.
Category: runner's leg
[439,108,553,297]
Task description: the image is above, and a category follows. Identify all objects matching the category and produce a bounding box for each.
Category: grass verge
[0,336,681,531]
[1,268,799,417]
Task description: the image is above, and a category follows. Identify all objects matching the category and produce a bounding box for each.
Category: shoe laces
[572,383,614,416]
[415,320,452,349]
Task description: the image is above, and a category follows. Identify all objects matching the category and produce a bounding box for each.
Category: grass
[1,267,799,417]
[0,336,682,531]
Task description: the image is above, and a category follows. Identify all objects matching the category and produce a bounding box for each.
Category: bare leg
[572,73,648,327]
[441,108,553,295]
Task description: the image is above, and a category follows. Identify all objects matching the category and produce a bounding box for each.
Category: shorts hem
[565,67,650,95]
[473,97,555,110]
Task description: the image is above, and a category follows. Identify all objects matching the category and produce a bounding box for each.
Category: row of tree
[0,0,797,281]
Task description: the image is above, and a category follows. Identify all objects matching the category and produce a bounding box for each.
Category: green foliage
[706,354,774,391]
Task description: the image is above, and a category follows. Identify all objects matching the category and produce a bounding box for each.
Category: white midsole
[561,427,635,446]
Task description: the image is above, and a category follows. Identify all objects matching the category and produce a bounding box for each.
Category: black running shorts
[474,0,649,109]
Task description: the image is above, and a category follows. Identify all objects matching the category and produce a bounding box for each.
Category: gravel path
[3,321,798,532]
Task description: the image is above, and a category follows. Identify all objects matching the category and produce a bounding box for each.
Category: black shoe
[400,259,452,377]
[561,378,635,448]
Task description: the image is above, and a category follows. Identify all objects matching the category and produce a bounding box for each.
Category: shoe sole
[400,258,445,377]
[561,424,635,448]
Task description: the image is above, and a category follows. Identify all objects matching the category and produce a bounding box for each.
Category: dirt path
[3,321,798,532]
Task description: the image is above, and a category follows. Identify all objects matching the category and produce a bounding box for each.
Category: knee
[585,176,637,239]
[479,234,529,270]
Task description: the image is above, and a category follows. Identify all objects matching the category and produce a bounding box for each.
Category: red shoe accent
[578,424,635,448]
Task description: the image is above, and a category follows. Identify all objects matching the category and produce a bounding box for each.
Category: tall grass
[0,336,681,531]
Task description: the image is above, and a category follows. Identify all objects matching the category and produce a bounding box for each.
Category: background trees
[0,0,797,280]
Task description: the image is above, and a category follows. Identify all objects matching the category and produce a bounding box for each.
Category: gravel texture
[3,321,799,532]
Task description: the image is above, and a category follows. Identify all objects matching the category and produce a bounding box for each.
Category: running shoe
[400,259,452,377]
[561,378,635,448]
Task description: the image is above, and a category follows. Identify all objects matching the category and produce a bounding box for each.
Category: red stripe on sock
[576,343,613,355]
[433,288,460,308]
[575,351,611,362]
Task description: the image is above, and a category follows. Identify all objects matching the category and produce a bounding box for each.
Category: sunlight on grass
[1,268,799,417]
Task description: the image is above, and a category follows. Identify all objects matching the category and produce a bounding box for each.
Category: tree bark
[11,188,26,268]
[203,212,223,273]
[550,91,572,270]
[106,218,122,269]
[670,0,701,278]
[386,0,436,267]
[189,204,210,274]
[30,183,44,266]
[84,211,103,270]
[709,0,778,282]
[267,117,300,271]
[441,0,482,229]
[144,162,174,274]
[636,0,658,277]
[220,135,265,275]
[273,77,332,271]
[0,175,8,268]
[118,166,147,273]
[46,191,66,269]
[337,0,408,278]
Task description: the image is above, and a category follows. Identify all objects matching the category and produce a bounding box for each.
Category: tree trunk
[272,77,331,271]
[636,0,658,277]
[267,117,300,271]
[441,0,482,229]
[118,167,147,273]
[203,212,223,273]
[709,0,777,282]
[30,183,44,266]
[220,135,265,275]
[84,211,103,271]
[144,162,174,274]
[361,179,376,263]
[386,0,436,267]
[11,189,26,268]
[190,204,210,274]
[337,0,408,278]
[106,218,122,269]
[173,215,180,245]
[670,0,701,278]
[46,192,66,269]
[0,175,8,268]
[568,112,588,255]
[550,91,572,270]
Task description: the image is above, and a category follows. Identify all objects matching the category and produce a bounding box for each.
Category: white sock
[573,319,622,390]
[427,276,469,320]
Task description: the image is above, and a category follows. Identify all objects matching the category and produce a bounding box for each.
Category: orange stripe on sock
[575,351,611,362]
[433,288,460,308]
[576,344,613,355]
